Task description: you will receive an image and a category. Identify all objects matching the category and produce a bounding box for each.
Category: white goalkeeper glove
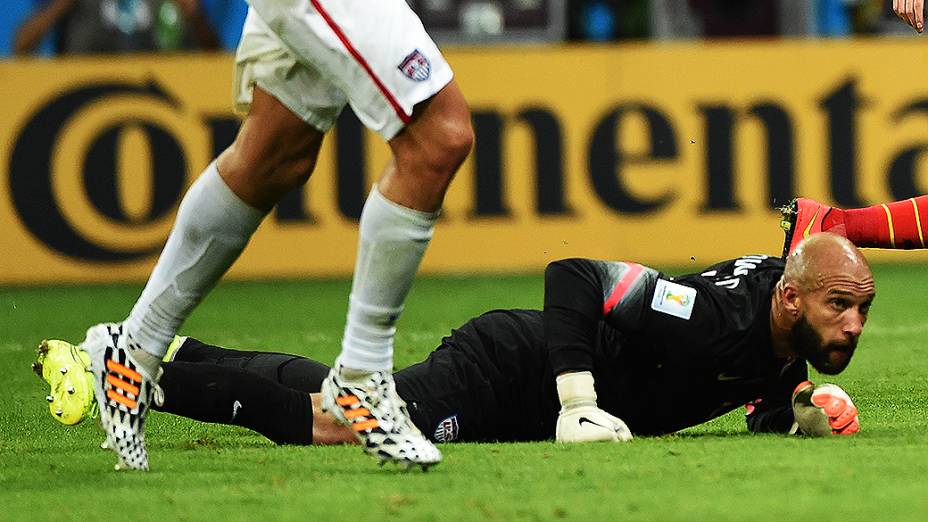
[555,371,632,443]
[791,381,860,436]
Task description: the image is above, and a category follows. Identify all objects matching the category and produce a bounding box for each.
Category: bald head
[774,232,875,375]
[783,233,873,293]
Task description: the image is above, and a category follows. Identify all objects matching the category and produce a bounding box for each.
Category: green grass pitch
[1,265,927,520]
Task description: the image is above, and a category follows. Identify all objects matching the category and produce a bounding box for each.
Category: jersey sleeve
[544,257,725,375]
[745,359,808,434]
[544,258,650,375]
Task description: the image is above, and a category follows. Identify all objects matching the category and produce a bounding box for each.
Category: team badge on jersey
[398,49,431,81]
[651,279,697,320]
[433,414,459,442]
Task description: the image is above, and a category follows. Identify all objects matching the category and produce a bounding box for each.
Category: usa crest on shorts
[398,49,431,81]
[433,414,459,442]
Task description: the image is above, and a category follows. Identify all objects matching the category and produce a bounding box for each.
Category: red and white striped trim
[309,0,411,124]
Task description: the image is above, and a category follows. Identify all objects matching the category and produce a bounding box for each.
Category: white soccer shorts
[233,0,454,140]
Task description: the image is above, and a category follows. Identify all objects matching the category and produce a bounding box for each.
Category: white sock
[124,161,265,357]
[337,185,438,371]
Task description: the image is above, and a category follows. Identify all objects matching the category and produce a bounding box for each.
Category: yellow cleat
[32,339,97,425]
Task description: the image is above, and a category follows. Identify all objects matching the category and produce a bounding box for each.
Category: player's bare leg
[379,80,473,211]
[81,87,323,470]
[217,88,326,211]
[311,394,358,445]
[322,80,473,469]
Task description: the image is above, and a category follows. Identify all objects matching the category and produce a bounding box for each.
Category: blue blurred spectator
[11,0,246,56]
[817,0,853,36]
[0,2,40,55]
[569,0,650,41]
[201,0,246,50]
[581,0,617,41]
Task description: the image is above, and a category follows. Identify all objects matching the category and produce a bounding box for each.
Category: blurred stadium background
[3,2,928,520]
[2,0,928,284]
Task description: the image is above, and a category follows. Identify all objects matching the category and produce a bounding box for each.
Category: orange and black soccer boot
[321,366,441,470]
[81,323,163,471]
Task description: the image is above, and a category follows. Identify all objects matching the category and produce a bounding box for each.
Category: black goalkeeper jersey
[543,255,806,435]
[390,255,805,441]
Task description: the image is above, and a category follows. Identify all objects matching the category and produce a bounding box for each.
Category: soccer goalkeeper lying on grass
[34,196,928,447]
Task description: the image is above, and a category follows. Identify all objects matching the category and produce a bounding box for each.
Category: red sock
[838,196,928,249]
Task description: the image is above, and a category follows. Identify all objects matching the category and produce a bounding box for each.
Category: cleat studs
[55,409,63,416]
[46,395,54,402]
[60,367,68,374]
[67,387,75,394]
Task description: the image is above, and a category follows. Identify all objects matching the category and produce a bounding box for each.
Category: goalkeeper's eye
[859,300,872,316]
[829,298,849,311]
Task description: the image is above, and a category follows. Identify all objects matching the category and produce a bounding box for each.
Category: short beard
[790,314,855,375]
